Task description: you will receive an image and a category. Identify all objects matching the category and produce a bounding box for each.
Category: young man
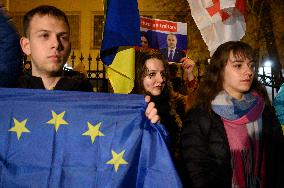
[19,5,93,91]
[17,5,159,123]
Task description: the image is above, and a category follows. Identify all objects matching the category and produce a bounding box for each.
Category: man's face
[167,34,177,49]
[20,14,71,77]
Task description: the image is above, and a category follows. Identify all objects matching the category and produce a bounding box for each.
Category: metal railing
[23,55,283,98]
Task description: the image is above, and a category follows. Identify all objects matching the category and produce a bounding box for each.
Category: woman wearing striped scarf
[181,41,284,188]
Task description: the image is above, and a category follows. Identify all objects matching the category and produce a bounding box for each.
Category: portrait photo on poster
[140,16,187,63]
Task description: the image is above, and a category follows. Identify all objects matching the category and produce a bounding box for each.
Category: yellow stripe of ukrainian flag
[106,46,135,94]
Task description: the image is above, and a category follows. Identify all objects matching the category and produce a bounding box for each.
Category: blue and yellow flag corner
[100,0,140,94]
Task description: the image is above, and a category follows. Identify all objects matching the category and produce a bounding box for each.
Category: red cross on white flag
[188,0,246,55]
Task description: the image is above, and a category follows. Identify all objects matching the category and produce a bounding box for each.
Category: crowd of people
[1,4,284,188]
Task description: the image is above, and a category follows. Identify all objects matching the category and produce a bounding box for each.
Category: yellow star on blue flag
[8,118,30,140]
[47,110,68,132]
[82,122,104,144]
[106,150,128,172]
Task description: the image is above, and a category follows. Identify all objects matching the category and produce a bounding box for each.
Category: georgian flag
[187,0,246,55]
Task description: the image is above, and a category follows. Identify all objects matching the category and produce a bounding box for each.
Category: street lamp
[261,58,272,76]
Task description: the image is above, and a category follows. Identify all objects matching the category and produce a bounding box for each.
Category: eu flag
[0,88,182,187]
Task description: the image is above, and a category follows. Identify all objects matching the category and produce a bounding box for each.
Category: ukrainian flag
[100,0,140,94]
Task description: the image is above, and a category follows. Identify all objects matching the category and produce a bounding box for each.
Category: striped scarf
[212,91,265,188]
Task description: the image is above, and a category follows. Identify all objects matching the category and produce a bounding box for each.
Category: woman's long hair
[132,50,171,95]
[195,41,270,112]
[133,50,183,127]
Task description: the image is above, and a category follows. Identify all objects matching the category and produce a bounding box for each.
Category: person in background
[168,63,182,92]
[0,5,23,88]
[168,57,198,113]
[182,41,284,188]
[140,31,149,50]
[181,57,198,111]
[135,31,152,53]
[133,50,182,134]
[160,33,186,63]
[132,50,189,184]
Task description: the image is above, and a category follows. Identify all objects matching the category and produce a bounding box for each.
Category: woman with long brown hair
[132,50,190,183]
[133,50,183,145]
[182,41,284,188]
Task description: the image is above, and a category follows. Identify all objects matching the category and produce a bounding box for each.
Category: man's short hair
[23,5,70,37]
[167,33,177,39]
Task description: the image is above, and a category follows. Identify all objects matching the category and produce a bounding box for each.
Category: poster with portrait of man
[140,17,187,63]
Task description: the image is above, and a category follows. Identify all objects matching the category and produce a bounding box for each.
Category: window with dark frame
[92,15,104,49]
[67,15,80,49]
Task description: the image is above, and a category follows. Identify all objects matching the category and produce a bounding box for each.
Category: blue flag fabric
[274,83,284,126]
[0,88,182,188]
[100,0,140,65]
[0,8,23,87]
